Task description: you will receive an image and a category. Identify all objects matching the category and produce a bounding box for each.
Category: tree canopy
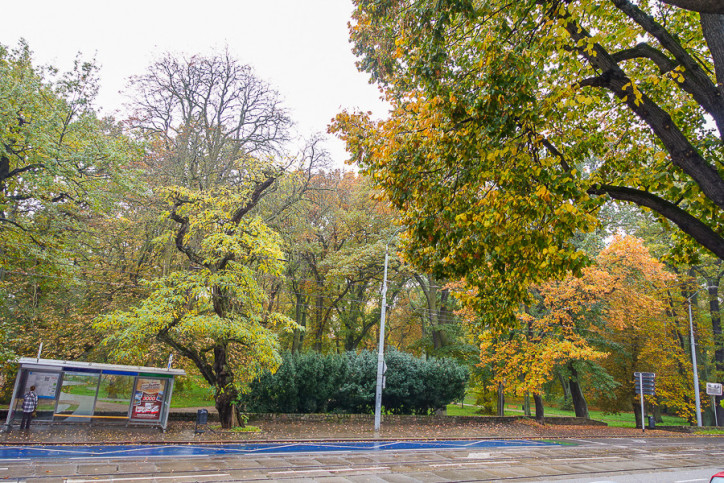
[333,0,724,326]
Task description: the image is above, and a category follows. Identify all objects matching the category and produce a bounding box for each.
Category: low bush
[243,349,468,415]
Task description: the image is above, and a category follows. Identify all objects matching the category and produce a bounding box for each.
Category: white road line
[431,461,519,468]
[572,439,648,451]
[65,474,230,483]
[551,456,623,462]
[674,479,708,483]
[466,452,490,458]
[268,466,389,476]
[69,454,210,461]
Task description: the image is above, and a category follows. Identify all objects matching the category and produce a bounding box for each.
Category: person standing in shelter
[20,385,38,430]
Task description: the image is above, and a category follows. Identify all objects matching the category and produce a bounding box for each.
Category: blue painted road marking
[0,439,561,460]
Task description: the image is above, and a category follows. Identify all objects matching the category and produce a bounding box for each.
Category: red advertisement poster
[131,378,165,420]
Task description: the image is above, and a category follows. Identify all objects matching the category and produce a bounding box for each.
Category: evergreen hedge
[243,350,468,415]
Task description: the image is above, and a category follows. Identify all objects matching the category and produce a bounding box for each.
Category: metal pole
[688,297,703,427]
[713,396,719,427]
[639,373,645,433]
[3,367,24,432]
[374,248,389,433]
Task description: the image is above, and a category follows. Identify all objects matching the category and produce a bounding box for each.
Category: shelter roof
[17,357,186,377]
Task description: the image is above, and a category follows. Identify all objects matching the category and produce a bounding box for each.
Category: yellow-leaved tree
[463,236,693,423]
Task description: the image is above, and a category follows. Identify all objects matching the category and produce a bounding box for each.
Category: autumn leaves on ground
[3,0,724,431]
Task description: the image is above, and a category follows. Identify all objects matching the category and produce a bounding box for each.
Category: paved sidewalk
[0,414,696,445]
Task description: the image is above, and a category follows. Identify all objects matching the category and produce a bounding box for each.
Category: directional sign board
[707,382,723,396]
[634,372,655,396]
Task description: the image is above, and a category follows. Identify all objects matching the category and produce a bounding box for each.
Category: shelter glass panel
[11,371,60,422]
[95,374,134,419]
[54,372,100,421]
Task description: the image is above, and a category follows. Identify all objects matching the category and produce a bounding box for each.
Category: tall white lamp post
[374,248,389,433]
[375,229,404,434]
[687,286,715,427]
[688,295,702,427]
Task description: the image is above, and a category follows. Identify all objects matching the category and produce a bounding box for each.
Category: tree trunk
[569,365,589,418]
[533,393,544,422]
[706,278,723,373]
[558,372,571,407]
[433,289,451,350]
[212,344,237,429]
[215,390,236,429]
[291,291,306,353]
[632,398,643,428]
[313,292,324,351]
[497,382,505,416]
[523,392,531,417]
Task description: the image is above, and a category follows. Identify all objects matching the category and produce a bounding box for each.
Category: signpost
[706,382,722,427]
[634,372,655,432]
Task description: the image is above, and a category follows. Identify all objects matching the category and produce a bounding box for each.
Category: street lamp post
[374,228,405,435]
[687,295,702,427]
[374,248,389,434]
[686,286,715,427]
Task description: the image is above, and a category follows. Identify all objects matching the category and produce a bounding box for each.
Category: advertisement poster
[130,378,165,420]
[26,371,60,399]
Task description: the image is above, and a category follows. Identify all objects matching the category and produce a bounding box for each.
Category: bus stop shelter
[4,358,185,431]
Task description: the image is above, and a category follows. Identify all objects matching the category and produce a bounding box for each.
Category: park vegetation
[1,0,724,428]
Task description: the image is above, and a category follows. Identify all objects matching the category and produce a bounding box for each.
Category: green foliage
[244,350,468,415]
[0,41,141,362]
[334,0,724,328]
[336,350,378,413]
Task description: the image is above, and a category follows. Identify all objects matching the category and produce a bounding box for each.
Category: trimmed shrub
[244,350,468,415]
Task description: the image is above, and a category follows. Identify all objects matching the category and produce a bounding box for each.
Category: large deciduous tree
[96,52,296,427]
[128,50,292,190]
[96,169,296,428]
[0,41,138,362]
[276,171,402,352]
[333,0,724,326]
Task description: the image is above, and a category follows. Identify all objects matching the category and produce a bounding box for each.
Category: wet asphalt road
[0,436,722,482]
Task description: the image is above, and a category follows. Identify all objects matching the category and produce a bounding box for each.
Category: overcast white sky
[2,0,387,166]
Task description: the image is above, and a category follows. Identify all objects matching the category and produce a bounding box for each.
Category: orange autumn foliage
[469,235,692,416]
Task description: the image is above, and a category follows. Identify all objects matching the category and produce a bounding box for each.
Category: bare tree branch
[661,0,724,14]
[588,184,724,259]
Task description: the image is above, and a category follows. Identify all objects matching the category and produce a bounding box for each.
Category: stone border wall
[243,413,607,426]
[0,408,609,426]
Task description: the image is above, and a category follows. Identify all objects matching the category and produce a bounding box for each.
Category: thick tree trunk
[523,393,531,417]
[433,289,451,350]
[558,372,571,407]
[215,390,237,429]
[663,0,724,14]
[212,344,237,429]
[414,274,453,353]
[497,382,505,417]
[569,365,589,418]
[632,398,643,429]
[701,13,724,107]
[706,280,723,373]
[534,393,545,422]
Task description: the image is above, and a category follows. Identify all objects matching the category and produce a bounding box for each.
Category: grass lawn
[445,401,689,427]
[693,428,724,435]
[170,381,214,408]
